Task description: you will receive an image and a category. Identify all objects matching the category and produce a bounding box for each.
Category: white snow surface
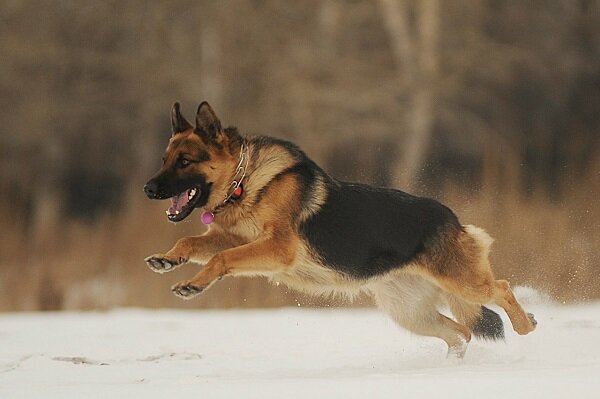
[1,295,599,398]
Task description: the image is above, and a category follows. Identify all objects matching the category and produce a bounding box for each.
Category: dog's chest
[217,198,281,241]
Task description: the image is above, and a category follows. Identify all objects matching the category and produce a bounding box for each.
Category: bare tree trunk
[318,0,341,60]
[378,0,439,190]
[378,0,414,80]
[201,24,223,109]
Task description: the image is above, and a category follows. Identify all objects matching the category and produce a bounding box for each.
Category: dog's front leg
[145,231,245,274]
[171,236,296,299]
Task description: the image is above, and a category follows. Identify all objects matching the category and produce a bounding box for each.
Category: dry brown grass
[443,165,600,303]
[0,170,598,311]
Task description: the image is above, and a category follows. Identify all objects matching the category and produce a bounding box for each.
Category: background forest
[0,0,598,310]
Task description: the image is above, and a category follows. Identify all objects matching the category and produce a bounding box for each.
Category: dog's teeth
[165,211,170,216]
[175,210,180,215]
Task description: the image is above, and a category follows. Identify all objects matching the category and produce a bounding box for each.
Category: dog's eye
[179,158,191,168]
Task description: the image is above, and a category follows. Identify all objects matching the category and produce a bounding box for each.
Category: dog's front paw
[171,280,206,300]
[144,254,187,274]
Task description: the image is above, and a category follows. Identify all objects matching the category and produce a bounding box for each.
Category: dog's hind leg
[370,274,472,358]
[437,276,536,336]
[445,294,504,340]
[419,225,537,336]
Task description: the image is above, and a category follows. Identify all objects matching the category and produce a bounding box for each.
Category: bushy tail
[446,294,504,341]
[473,306,504,340]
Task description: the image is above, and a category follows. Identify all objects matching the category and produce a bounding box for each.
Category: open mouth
[166,186,201,222]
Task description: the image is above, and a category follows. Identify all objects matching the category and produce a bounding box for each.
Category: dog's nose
[144,181,159,199]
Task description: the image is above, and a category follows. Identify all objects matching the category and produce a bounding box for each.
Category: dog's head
[144,102,241,222]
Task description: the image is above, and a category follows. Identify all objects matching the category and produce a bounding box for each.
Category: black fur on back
[299,176,461,279]
[473,306,505,340]
[249,136,462,280]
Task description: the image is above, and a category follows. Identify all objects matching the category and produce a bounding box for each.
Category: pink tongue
[168,190,190,215]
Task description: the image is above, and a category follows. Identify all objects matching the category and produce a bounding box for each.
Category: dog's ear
[171,102,192,134]
[195,101,222,141]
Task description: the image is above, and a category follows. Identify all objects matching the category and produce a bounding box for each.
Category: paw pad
[171,283,204,299]
[527,313,538,328]
[145,256,182,273]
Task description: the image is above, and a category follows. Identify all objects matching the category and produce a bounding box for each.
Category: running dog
[144,101,537,357]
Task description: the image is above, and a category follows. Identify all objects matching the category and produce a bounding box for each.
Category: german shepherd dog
[144,102,537,357]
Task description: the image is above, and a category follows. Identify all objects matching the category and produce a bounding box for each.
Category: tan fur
[245,143,297,196]
[444,293,483,332]
[170,171,303,296]
[147,103,536,357]
[406,224,537,336]
[271,244,367,300]
[166,131,240,214]
[368,272,471,357]
[146,230,247,272]
[213,140,298,241]
[298,173,329,223]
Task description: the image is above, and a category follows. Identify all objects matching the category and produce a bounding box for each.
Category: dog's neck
[200,140,249,224]
[222,141,249,204]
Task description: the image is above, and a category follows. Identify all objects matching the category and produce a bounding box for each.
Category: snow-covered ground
[1,291,599,398]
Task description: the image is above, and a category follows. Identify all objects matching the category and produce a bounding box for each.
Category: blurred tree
[0,0,598,309]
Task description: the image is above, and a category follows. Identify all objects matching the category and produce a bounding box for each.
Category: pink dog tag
[200,211,215,225]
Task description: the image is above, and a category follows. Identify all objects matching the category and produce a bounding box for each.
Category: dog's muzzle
[144,180,161,199]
